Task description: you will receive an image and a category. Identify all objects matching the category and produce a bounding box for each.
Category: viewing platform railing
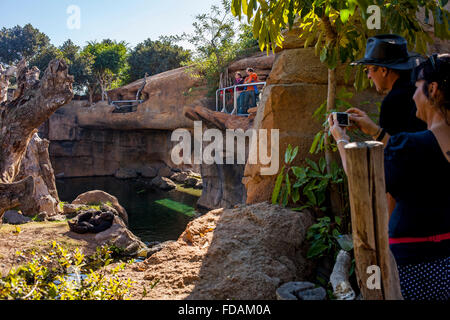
[216,82,266,116]
[111,100,144,113]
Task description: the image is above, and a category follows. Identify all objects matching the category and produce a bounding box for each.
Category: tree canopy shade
[126,36,191,83]
[232,0,450,69]
[0,24,51,65]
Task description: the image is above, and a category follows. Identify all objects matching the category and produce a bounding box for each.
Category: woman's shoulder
[385,131,437,160]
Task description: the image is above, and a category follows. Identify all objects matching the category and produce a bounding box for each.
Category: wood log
[0,59,73,216]
[367,141,403,300]
[330,250,356,300]
[0,176,34,221]
[344,142,383,300]
[344,142,403,300]
[0,59,73,184]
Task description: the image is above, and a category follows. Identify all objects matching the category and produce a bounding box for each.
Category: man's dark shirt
[379,76,427,136]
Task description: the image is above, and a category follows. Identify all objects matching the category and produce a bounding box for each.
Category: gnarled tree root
[0,176,34,221]
[330,250,356,300]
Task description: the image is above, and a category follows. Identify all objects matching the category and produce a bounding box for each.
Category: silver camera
[332,112,350,127]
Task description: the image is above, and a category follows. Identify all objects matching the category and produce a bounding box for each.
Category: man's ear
[429,82,438,98]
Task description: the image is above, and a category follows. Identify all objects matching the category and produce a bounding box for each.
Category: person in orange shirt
[237,68,259,114]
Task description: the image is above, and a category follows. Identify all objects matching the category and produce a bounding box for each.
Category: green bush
[0,242,133,300]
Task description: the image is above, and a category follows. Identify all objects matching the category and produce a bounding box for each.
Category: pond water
[56,177,201,244]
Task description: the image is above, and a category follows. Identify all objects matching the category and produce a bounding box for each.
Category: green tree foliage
[81,39,128,100]
[234,22,260,59]
[58,40,95,96]
[126,36,191,83]
[29,45,63,75]
[187,0,238,94]
[0,24,51,65]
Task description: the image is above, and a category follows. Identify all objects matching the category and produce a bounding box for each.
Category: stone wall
[46,101,195,178]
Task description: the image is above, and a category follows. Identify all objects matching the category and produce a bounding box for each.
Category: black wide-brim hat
[351,34,423,70]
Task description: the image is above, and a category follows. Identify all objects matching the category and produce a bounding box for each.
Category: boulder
[115,168,138,179]
[151,176,177,191]
[94,216,148,256]
[158,166,173,178]
[2,210,31,225]
[62,203,85,215]
[71,190,128,225]
[183,177,198,188]
[140,203,315,300]
[139,166,158,179]
[268,47,354,86]
[170,172,189,183]
[276,282,327,300]
[227,52,275,82]
[193,180,203,190]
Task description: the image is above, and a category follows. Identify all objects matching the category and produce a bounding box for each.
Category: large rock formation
[183,106,256,210]
[227,51,275,83]
[43,65,213,178]
[90,66,211,131]
[44,101,196,178]
[135,203,315,300]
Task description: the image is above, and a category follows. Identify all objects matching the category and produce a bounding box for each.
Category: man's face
[365,65,386,93]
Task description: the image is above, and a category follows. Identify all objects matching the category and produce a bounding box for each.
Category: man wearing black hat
[346,34,427,145]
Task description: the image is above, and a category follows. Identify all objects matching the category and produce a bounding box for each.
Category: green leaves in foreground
[306,216,353,260]
[272,145,345,215]
[0,242,134,300]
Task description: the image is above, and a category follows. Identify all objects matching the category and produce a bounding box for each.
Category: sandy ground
[0,221,105,277]
[0,221,171,300]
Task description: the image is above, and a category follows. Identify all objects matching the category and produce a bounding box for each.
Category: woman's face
[413,80,429,122]
[235,74,241,79]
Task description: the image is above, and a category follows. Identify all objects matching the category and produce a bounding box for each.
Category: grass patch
[175,184,202,197]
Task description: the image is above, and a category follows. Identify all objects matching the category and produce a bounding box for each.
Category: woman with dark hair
[328,53,450,300]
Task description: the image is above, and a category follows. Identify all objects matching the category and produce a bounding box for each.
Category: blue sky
[0,0,222,50]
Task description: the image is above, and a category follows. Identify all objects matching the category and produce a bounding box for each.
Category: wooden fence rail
[345,141,403,300]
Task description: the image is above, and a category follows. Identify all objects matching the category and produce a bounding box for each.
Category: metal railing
[216,82,266,116]
[111,100,144,113]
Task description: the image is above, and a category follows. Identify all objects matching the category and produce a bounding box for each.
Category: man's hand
[346,108,380,137]
[327,114,350,143]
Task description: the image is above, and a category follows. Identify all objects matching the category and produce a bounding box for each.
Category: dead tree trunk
[0,59,73,219]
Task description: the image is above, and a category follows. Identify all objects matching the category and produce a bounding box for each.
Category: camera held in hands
[332,112,350,127]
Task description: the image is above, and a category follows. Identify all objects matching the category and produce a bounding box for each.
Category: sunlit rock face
[137,203,315,300]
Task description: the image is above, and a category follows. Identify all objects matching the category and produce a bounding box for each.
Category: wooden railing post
[344,142,403,300]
